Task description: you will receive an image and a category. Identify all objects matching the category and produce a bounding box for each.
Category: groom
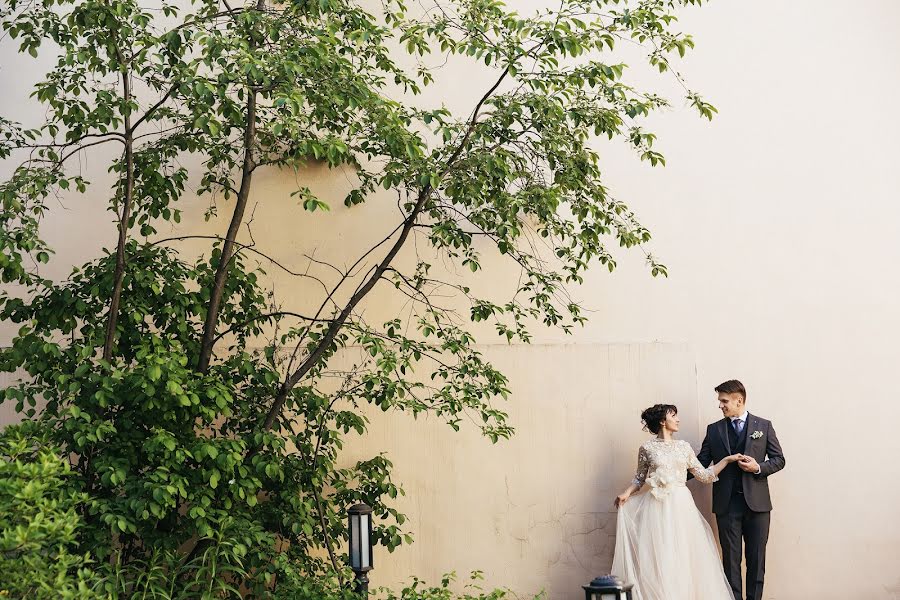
[694,379,786,600]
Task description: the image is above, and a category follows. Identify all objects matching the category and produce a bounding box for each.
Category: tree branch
[212,310,328,344]
[129,83,179,133]
[197,8,263,372]
[258,63,514,433]
[102,46,136,361]
[261,186,432,432]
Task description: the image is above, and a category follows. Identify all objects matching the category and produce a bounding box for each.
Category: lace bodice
[631,438,716,499]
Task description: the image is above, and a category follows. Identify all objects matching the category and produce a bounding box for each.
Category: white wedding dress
[612,438,735,600]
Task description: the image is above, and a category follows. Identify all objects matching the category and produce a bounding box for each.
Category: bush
[92,533,248,599]
[0,422,541,599]
[380,571,545,600]
[0,422,98,599]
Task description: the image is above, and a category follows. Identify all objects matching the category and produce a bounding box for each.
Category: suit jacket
[696,414,785,514]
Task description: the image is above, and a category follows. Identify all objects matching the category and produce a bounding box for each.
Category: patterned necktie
[732,418,744,435]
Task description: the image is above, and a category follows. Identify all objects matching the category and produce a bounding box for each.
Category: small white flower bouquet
[647,470,677,500]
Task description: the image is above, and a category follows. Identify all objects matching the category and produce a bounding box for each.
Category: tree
[0,0,714,594]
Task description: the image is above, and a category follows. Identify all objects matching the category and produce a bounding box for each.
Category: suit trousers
[716,493,770,600]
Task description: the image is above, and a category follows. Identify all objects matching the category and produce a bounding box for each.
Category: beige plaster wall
[3,1,900,598]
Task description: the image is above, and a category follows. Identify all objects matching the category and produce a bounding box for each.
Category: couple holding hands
[611,380,786,600]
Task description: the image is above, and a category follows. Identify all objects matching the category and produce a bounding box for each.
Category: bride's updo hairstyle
[641,404,678,434]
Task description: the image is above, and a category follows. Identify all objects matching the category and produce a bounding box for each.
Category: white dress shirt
[730,410,749,432]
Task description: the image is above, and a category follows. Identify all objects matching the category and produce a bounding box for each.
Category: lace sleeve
[631,445,650,488]
[685,441,718,484]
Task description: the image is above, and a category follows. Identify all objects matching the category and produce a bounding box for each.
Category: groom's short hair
[715,379,746,400]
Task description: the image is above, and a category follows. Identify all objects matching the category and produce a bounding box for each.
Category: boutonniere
[750,430,764,439]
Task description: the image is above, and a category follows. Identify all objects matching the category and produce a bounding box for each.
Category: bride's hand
[727,453,744,463]
[614,491,631,508]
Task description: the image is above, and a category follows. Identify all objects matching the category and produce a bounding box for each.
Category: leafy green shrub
[92,530,249,599]
[0,422,98,599]
[380,571,544,600]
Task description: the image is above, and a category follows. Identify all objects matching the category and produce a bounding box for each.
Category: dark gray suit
[696,414,785,600]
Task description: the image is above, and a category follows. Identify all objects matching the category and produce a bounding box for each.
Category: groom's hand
[738,456,760,473]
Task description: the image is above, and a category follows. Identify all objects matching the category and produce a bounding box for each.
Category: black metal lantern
[583,575,634,600]
[348,503,374,596]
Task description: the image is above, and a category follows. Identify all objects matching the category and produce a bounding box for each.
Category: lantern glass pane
[360,514,370,568]
[601,594,618,600]
[350,514,360,569]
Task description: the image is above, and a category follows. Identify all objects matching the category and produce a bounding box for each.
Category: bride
[612,404,739,600]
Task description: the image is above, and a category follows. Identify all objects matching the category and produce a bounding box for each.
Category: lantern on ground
[583,575,634,600]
